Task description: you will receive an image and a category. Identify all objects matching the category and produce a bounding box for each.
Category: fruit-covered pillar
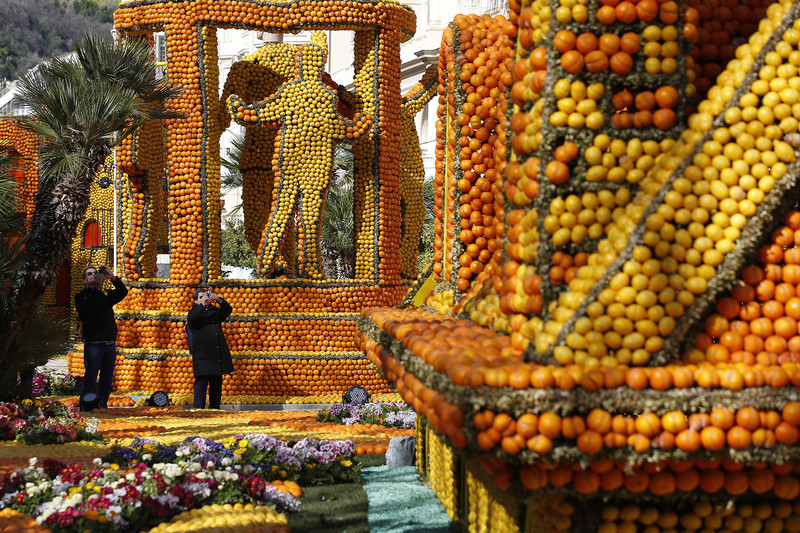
[116,8,209,286]
[352,28,403,284]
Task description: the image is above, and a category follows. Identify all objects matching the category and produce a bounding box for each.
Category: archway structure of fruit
[360,0,800,531]
[67,0,422,402]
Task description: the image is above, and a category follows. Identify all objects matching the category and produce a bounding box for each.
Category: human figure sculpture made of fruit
[399,63,437,280]
[219,41,299,274]
[218,32,341,275]
[228,42,372,279]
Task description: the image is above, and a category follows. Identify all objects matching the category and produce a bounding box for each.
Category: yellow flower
[234,448,246,455]
[280,470,287,479]
[109,464,119,470]
[238,439,248,448]
[341,460,352,467]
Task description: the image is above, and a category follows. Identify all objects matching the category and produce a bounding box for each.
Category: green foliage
[19,32,182,176]
[418,176,435,272]
[321,175,354,255]
[209,481,254,506]
[220,218,256,270]
[221,132,245,217]
[0,0,117,80]
[318,145,355,278]
[71,0,116,22]
[0,153,68,400]
[287,483,370,533]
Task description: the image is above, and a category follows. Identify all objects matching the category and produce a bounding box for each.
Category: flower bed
[0,432,364,532]
[32,370,82,398]
[104,434,361,486]
[0,400,101,446]
[316,402,416,430]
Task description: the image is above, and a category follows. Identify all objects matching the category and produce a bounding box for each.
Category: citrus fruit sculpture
[59,0,422,402]
[216,31,348,274]
[227,41,373,279]
[359,0,800,530]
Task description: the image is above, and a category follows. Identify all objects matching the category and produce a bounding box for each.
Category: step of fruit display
[359,0,800,531]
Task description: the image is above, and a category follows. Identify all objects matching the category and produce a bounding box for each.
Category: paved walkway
[362,465,451,533]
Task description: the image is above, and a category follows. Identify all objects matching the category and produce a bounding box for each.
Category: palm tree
[220,131,245,219]
[0,152,69,399]
[320,145,355,278]
[0,32,182,365]
[417,176,436,273]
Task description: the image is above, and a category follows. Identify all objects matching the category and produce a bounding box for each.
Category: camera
[98,266,108,275]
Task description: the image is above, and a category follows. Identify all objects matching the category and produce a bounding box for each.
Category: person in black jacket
[187,289,234,409]
[75,265,128,410]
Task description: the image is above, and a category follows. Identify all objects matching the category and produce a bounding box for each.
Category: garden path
[362,465,451,532]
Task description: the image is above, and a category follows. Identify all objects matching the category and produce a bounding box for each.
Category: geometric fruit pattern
[359,0,800,531]
[431,14,515,302]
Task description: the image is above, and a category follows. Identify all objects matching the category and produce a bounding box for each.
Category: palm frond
[221,132,245,172]
[78,32,182,112]
[221,132,245,193]
[37,143,89,181]
[2,296,69,373]
[321,179,354,252]
[0,172,26,278]
[221,171,243,191]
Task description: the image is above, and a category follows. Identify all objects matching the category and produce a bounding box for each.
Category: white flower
[221,458,232,466]
[163,464,184,479]
[142,454,152,461]
[35,510,50,525]
[155,493,180,508]
[126,473,136,482]
[185,482,211,499]
[107,505,127,526]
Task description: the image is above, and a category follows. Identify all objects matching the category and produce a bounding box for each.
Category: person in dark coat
[75,265,128,410]
[187,288,234,409]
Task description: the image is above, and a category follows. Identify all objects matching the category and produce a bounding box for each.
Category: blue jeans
[80,342,117,409]
[194,375,222,409]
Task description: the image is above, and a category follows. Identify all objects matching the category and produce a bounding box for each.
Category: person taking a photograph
[187,289,234,409]
[75,265,128,410]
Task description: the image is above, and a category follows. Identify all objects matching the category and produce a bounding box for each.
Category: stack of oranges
[0,119,38,220]
[431,14,515,295]
[362,0,800,531]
